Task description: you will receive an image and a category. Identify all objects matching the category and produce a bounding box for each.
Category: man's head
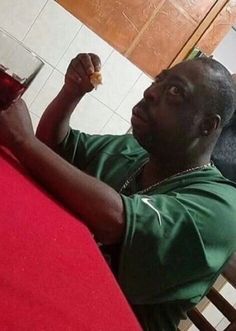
[131,57,236,162]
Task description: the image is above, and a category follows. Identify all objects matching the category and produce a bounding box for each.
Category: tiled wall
[57,0,217,76]
[213,27,236,73]
[0,0,152,134]
[198,0,236,56]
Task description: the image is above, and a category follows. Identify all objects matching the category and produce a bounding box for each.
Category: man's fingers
[89,53,101,72]
[70,53,101,76]
[79,53,95,75]
[70,61,90,84]
[10,98,27,109]
[70,65,82,82]
[65,53,102,94]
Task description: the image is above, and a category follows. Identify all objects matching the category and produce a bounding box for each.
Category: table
[0,148,141,331]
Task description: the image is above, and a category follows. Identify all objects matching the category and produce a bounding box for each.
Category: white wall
[213,27,236,73]
[0,0,152,134]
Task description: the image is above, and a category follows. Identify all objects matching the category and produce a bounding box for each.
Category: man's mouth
[131,100,149,125]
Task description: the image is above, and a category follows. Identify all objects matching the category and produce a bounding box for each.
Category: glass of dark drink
[0,28,44,110]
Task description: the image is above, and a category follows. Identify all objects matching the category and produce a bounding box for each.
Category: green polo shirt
[59,129,236,331]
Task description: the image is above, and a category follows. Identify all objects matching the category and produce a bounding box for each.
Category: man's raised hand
[64,53,101,97]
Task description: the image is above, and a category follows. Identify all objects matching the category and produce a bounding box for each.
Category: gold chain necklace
[119,162,213,195]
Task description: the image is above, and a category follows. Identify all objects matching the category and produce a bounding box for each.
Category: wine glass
[0,28,44,110]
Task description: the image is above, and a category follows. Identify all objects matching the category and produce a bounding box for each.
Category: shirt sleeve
[58,128,119,170]
[57,129,90,169]
[118,192,226,305]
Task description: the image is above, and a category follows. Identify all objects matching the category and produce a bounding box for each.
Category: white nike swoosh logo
[141,198,162,226]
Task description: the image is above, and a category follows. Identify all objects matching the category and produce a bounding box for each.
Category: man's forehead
[168,61,205,80]
[157,60,216,87]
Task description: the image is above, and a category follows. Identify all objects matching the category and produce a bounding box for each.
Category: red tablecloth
[0,148,141,331]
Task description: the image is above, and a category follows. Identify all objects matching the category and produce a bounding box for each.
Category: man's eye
[168,86,181,96]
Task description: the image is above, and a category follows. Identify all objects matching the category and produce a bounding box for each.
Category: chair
[187,253,236,330]
[212,108,236,183]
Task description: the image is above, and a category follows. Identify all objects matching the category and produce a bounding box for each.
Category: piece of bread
[90,72,102,89]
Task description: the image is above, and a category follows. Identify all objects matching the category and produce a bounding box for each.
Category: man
[0,54,236,331]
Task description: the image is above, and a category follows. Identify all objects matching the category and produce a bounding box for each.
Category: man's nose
[143,84,160,103]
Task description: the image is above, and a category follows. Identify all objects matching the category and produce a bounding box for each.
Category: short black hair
[191,57,236,127]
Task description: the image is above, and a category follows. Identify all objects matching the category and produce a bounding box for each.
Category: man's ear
[200,114,221,136]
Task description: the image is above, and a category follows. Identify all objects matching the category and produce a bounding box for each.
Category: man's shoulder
[147,166,236,218]
[158,166,236,194]
[88,133,146,156]
[102,133,141,149]
[183,166,236,197]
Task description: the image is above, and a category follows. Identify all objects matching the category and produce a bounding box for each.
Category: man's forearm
[36,86,85,149]
[14,137,125,244]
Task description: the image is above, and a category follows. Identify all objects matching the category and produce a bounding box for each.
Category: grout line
[56,39,113,75]
[29,110,40,118]
[169,0,198,26]
[125,0,166,57]
[22,0,83,69]
[28,66,55,109]
[115,113,131,127]
[111,111,131,123]
[22,0,49,41]
[101,49,114,67]
[114,71,143,112]
[215,316,230,331]
[98,111,130,135]
[54,23,84,70]
[98,112,114,134]
[89,93,115,113]
[115,109,131,123]
[101,49,115,67]
[126,126,132,134]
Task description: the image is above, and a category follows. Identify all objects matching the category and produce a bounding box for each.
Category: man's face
[131,60,207,156]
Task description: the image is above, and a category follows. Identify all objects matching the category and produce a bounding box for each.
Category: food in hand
[90,72,102,89]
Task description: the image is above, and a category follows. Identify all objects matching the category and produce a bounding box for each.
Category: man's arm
[35,86,84,150]
[0,100,125,245]
[36,53,101,150]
